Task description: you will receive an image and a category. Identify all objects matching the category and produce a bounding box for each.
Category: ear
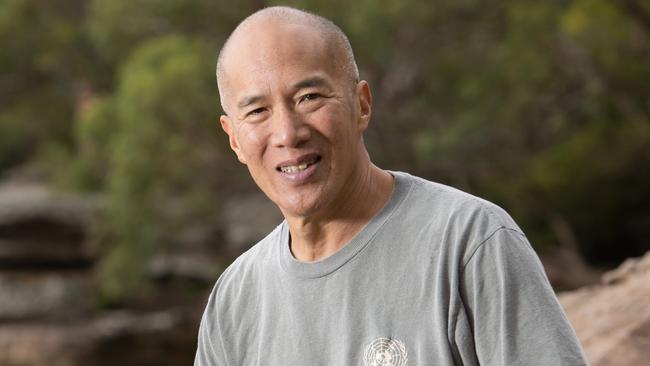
[356,80,372,132]
[220,115,247,165]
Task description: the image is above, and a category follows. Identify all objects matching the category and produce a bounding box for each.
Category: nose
[269,106,311,148]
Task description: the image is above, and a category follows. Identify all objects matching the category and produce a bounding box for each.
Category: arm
[194,289,229,366]
[460,228,590,365]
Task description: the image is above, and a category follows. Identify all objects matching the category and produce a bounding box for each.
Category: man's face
[219,21,371,219]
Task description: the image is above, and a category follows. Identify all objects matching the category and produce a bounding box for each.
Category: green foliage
[0,0,85,170]
[86,0,253,73]
[68,97,117,190]
[283,0,650,264]
[96,35,222,303]
[526,120,650,263]
[2,0,650,297]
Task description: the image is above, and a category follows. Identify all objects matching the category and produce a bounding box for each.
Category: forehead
[220,21,339,103]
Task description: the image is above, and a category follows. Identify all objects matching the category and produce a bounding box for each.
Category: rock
[149,253,222,284]
[601,253,650,285]
[541,245,602,291]
[0,183,97,228]
[559,251,650,366]
[0,271,94,321]
[0,310,197,366]
[220,193,283,253]
[0,183,100,267]
[0,182,101,320]
[0,177,204,365]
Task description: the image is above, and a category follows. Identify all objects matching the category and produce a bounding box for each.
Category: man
[196,6,589,366]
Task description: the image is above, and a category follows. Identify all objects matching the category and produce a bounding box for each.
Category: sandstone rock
[0,310,197,366]
[149,253,222,283]
[0,177,205,365]
[0,183,102,320]
[541,245,602,291]
[0,271,94,321]
[0,183,100,266]
[221,193,282,252]
[0,183,97,228]
[559,251,650,366]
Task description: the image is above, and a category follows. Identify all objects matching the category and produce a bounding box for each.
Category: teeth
[281,163,308,173]
[280,158,317,173]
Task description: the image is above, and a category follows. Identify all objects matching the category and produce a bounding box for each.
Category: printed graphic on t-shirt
[363,337,408,366]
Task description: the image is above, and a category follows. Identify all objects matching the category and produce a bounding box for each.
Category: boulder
[0,182,100,320]
[0,309,197,366]
[220,193,283,253]
[0,271,94,321]
[559,251,650,366]
[0,183,100,267]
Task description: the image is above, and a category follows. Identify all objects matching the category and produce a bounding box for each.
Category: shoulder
[390,172,524,259]
[204,222,284,311]
[196,222,285,359]
[219,221,283,285]
[394,171,521,231]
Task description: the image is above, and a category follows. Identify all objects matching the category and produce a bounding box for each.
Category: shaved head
[216,6,359,114]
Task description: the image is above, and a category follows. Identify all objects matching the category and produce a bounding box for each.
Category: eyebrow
[292,76,328,91]
[235,76,330,110]
[237,95,264,110]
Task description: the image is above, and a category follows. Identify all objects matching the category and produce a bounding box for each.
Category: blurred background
[1,0,649,364]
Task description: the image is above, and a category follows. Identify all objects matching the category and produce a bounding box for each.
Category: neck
[285,162,394,262]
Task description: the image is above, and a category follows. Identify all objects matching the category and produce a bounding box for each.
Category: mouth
[277,155,321,174]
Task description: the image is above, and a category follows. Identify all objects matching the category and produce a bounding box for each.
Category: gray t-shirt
[195,172,589,365]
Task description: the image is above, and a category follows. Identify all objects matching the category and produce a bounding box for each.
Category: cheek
[315,105,350,133]
[237,124,269,160]
[323,108,358,146]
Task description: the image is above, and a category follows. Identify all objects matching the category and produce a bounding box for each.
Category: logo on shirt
[363,337,408,366]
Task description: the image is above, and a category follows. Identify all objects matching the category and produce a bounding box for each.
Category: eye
[246,107,266,117]
[299,93,321,103]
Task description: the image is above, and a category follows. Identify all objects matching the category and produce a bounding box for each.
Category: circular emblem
[363,337,408,366]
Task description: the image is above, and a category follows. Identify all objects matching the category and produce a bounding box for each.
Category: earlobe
[357,80,372,132]
[220,115,247,164]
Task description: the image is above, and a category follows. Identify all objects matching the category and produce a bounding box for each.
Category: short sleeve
[194,290,229,366]
[460,228,590,365]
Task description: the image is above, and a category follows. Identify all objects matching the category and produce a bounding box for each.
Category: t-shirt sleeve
[194,290,229,366]
[459,228,590,365]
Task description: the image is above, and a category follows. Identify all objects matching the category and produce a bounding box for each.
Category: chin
[278,203,318,219]
[265,181,327,217]
[275,195,325,219]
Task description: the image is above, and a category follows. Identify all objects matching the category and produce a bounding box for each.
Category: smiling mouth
[277,156,321,173]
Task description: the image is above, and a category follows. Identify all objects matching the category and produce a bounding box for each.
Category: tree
[95,35,223,303]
